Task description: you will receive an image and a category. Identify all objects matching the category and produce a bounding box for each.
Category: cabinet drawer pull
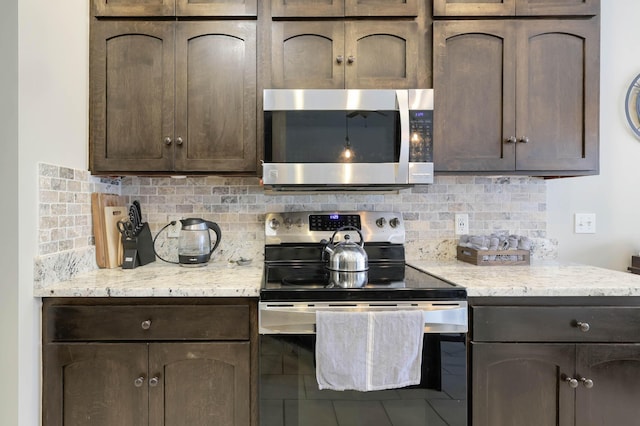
[581,377,594,389]
[336,55,344,64]
[141,320,152,330]
[149,376,160,387]
[564,377,579,388]
[176,137,183,146]
[575,321,590,332]
[164,137,172,145]
[505,136,517,144]
[347,55,355,64]
[519,136,530,143]
[134,376,145,388]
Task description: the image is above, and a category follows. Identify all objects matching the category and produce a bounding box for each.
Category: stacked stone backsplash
[35,162,557,285]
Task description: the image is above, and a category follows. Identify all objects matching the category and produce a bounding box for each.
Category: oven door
[259,301,468,426]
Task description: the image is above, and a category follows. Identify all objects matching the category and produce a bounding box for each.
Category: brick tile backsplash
[37,163,555,266]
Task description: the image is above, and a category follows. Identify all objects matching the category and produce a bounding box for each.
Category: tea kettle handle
[205,221,222,254]
[330,226,364,247]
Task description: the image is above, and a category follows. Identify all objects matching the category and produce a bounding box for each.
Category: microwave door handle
[396,90,410,184]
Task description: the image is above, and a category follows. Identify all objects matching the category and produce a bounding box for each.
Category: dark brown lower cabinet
[42,298,257,426]
[471,299,640,426]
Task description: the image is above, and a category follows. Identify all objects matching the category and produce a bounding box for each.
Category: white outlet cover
[455,213,469,235]
[575,213,596,234]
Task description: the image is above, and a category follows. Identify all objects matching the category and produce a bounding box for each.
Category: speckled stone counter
[34,258,640,299]
[409,260,640,297]
[34,261,264,298]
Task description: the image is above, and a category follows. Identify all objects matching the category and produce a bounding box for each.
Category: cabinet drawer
[473,306,640,342]
[47,304,250,341]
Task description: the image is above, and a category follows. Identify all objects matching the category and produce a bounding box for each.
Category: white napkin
[315,310,425,391]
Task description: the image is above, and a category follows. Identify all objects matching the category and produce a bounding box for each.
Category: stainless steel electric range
[259,211,468,426]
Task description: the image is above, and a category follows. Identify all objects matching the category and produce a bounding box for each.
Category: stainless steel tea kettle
[323,226,369,288]
[154,218,222,267]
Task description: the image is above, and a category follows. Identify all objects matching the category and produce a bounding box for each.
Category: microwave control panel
[409,110,433,162]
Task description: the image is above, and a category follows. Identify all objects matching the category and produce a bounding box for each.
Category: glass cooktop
[261,264,466,302]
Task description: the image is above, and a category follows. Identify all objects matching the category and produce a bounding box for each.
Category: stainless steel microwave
[262,89,434,190]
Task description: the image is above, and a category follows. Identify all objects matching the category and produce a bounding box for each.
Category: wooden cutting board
[91,193,125,268]
[103,206,128,268]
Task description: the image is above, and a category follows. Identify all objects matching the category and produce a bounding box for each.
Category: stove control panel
[309,214,361,232]
[265,211,405,245]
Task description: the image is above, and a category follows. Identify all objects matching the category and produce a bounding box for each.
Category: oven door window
[260,334,467,426]
[264,110,400,163]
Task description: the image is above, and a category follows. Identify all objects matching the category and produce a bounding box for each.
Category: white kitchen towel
[315,310,425,391]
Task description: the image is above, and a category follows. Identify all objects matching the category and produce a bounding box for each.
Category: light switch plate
[575,213,596,234]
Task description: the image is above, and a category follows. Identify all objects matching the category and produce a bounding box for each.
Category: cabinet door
[149,342,251,426]
[433,0,598,16]
[43,343,149,426]
[472,343,575,426]
[516,0,599,16]
[345,0,418,17]
[271,0,344,17]
[174,21,256,173]
[90,21,175,173]
[271,21,345,88]
[345,21,418,89]
[514,18,599,173]
[433,0,516,17]
[433,20,517,172]
[176,0,257,16]
[91,0,175,17]
[575,344,640,426]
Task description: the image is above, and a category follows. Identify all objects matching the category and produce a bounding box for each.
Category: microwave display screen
[264,110,400,163]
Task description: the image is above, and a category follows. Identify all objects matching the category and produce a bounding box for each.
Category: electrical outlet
[575,213,596,234]
[455,213,469,235]
[167,216,182,238]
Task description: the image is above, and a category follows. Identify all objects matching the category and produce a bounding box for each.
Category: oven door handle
[259,302,468,335]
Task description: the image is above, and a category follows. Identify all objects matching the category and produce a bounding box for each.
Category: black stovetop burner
[261,262,466,302]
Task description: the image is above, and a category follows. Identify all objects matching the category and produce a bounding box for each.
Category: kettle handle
[204,220,222,255]
[329,226,364,247]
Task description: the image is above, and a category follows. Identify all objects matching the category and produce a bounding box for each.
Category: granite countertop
[35,259,640,298]
[34,261,264,298]
[409,260,640,297]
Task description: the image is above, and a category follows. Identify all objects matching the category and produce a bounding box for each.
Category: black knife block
[121,222,156,269]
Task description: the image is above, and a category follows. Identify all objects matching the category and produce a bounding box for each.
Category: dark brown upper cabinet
[90,20,257,174]
[433,18,599,176]
[271,21,419,89]
[433,0,599,17]
[271,0,418,18]
[92,0,257,17]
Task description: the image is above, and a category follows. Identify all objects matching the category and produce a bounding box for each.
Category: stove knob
[283,217,293,229]
[269,218,280,230]
[389,217,400,228]
[295,218,304,228]
[376,218,387,228]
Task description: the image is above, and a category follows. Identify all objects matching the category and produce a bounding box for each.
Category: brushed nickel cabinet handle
[565,377,579,388]
[336,55,344,64]
[581,377,594,389]
[347,55,355,64]
[176,137,183,146]
[505,136,517,144]
[576,321,590,332]
[164,137,172,145]
[134,376,145,387]
[141,320,152,330]
[149,376,160,387]
[519,136,530,143]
